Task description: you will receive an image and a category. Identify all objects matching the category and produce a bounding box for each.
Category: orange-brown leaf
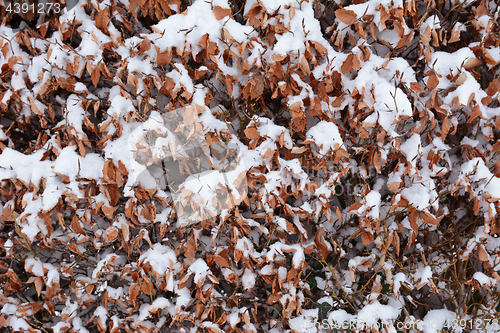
[341,54,354,74]
[409,211,418,233]
[71,215,86,235]
[387,182,401,192]
[138,39,151,55]
[28,96,42,116]
[420,211,438,225]
[361,230,373,245]
[244,127,260,140]
[449,24,462,43]
[467,104,481,123]
[410,82,424,93]
[156,46,172,66]
[214,5,231,20]
[105,226,119,243]
[263,148,274,159]
[96,8,110,33]
[34,277,43,297]
[335,8,357,25]
[426,72,439,91]
[373,151,381,174]
[477,245,489,262]
[334,206,342,221]
[91,67,101,87]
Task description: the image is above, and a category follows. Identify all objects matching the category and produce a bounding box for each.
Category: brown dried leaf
[300,55,310,75]
[449,24,462,43]
[128,284,141,308]
[494,159,500,177]
[96,8,110,33]
[263,148,274,159]
[214,5,231,20]
[71,215,86,235]
[91,67,101,87]
[355,22,366,39]
[138,39,151,55]
[314,232,329,259]
[410,82,424,93]
[387,182,401,192]
[341,54,354,74]
[55,172,70,184]
[309,41,327,56]
[361,230,373,245]
[409,211,418,233]
[214,254,229,267]
[455,73,467,86]
[244,127,260,140]
[477,245,489,262]
[102,205,114,219]
[335,8,357,25]
[34,277,43,297]
[28,96,42,116]
[487,79,500,96]
[156,46,172,66]
[426,72,439,91]
[463,57,481,69]
[421,26,432,44]
[394,231,400,256]
[420,211,438,225]
[1,42,8,58]
[105,226,119,243]
[467,104,482,123]
[373,151,381,174]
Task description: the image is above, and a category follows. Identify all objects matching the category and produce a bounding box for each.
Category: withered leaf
[91,66,101,87]
[361,230,373,246]
[27,96,42,116]
[71,215,86,235]
[426,71,439,91]
[95,8,110,33]
[335,8,357,25]
[214,5,231,20]
[244,127,260,140]
[477,245,489,262]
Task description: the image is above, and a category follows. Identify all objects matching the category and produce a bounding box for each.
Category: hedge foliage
[0,0,499,332]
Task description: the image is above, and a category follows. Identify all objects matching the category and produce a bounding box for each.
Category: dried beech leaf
[105,226,119,243]
[244,127,260,140]
[71,215,86,235]
[91,67,101,87]
[449,24,462,43]
[420,211,438,225]
[467,104,481,123]
[426,72,439,91]
[96,8,110,33]
[463,57,481,69]
[410,82,424,93]
[477,245,489,262]
[361,230,373,245]
[34,277,43,297]
[263,148,274,159]
[214,5,231,20]
[387,182,401,192]
[335,8,357,25]
[409,211,418,233]
[28,96,42,116]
